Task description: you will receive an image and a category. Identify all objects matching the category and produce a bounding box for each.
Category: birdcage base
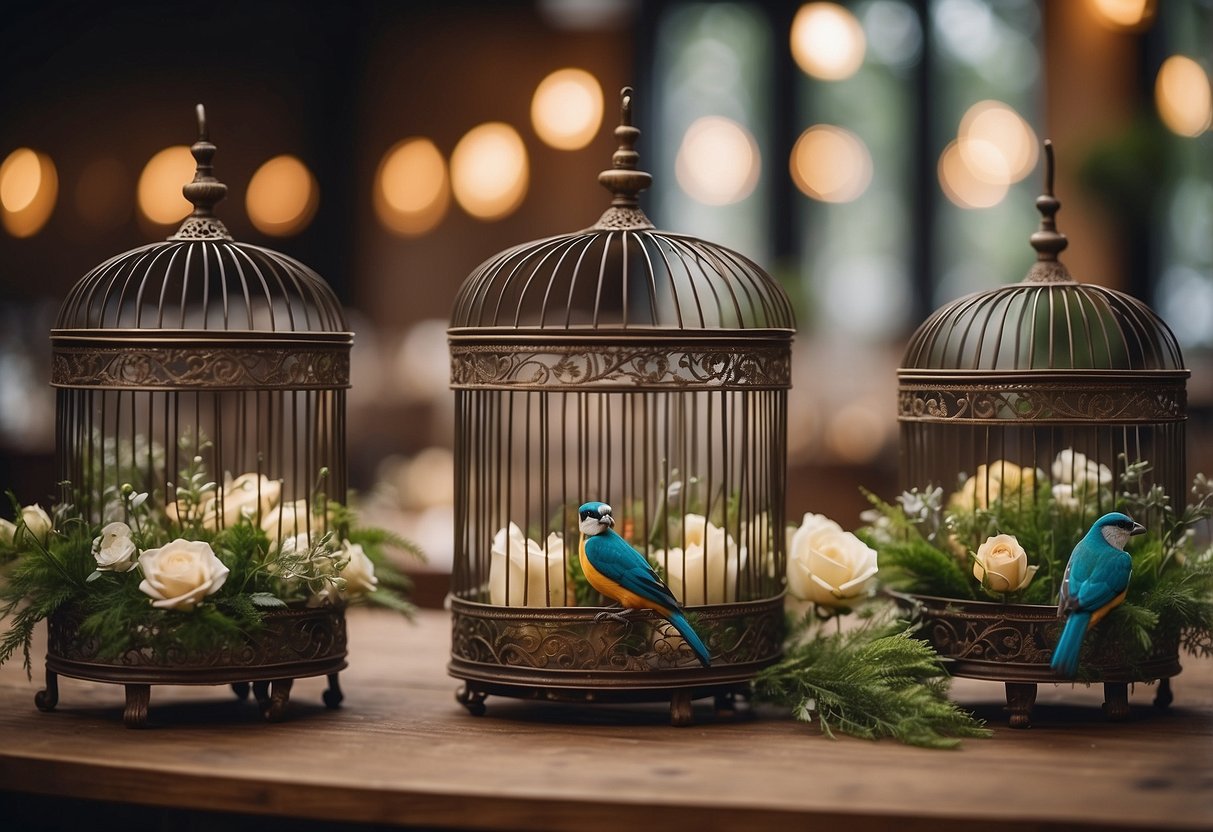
[448,595,783,726]
[36,606,348,727]
[454,679,751,726]
[893,593,1181,728]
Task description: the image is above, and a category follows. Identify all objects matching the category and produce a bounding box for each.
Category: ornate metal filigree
[450,344,791,390]
[168,216,233,241]
[588,207,656,231]
[898,382,1186,424]
[52,345,350,389]
[450,598,783,676]
[46,606,348,670]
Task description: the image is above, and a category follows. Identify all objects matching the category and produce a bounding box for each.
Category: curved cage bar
[51,107,352,529]
[448,89,794,721]
[898,142,1188,536]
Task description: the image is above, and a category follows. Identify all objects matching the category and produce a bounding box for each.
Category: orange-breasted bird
[578,500,711,667]
[1050,512,1144,678]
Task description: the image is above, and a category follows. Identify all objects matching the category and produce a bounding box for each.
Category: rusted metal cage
[899,143,1188,528]
[42,106,351,723]
[448,89,794,724]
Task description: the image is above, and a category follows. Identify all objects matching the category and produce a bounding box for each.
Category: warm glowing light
[246,155,318,236]
[958,100,1038,183]
[138,145,195,225]
[531,68,604,151]
[0,148,58,237]
[450,123,529,221]
[826,401,886,463]
[791,2,866,81]
[76,157,131,230]
[674,116,760,206]
[938,139,1009,208]
[375,138,450,236]
[1156,55,1213,138]
[1089,0,1155,31]
[789,125,873,203]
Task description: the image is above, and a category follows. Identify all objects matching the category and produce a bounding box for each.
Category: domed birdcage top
[902,142,1184,375]
[54,105,347,336]
[449,88,795,336]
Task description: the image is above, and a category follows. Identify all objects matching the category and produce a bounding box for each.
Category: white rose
[19,504,53,545]
[787,512,878,607]
[489,523,565,607]
[339,540,378,595]
[138,538,230,610]
[262,498,322,544]
[201,473,282,530]
[308,539,377,606]
[93,521,138,572]
[972,533,1037,592]
[0,518,15,545]
[658,514,740,605]
[1052,450,1112,490]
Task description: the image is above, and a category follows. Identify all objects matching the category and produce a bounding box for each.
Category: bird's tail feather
[667,611,711,668]
[1050,611,1090,678]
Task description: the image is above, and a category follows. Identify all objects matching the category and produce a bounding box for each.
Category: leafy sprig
[754,608,992,749]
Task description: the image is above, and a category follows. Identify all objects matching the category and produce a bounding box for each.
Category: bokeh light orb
[450,123,529,221]
[531,68,604,151]
[1156,55,1213,138]
[246,155,318,236]
[674,116,760,206]
[138,145,194,225]
[789,124,873,203]
[375,137,450,236]
[0,148,58,237]
[791,2,867,81]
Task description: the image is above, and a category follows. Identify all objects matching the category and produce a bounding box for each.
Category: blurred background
[1,0,1210,600]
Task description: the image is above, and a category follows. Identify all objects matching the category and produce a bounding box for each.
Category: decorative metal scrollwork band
[167,216,234,241]
[451,344,791,390]
[46,606,347,670]
[898,381,1186,424]
[449,598,784,675]
[52,344,350,389]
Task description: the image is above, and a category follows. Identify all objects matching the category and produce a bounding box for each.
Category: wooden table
[1,608,1210,831]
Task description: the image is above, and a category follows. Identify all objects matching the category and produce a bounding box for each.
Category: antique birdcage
[39,106,352,726]
[895,142,1188,726]
[448,89,794,725]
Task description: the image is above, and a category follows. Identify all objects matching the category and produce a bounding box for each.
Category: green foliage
[0,464,421,676]
[862,456,1213,667]
[754,609,992,749]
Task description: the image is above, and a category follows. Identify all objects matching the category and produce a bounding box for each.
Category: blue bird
[1050,512,1144,678]
[577,501,711,667]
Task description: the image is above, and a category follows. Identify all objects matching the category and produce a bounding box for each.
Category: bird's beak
[601,514,615,528]
[1131,522,1146,536]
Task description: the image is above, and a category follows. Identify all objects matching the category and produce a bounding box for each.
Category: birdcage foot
[1153,678,1173,710]
[670,691,694,726]
[1103,682,1130,721]
[123,684,150,729]
[594,608,635,624]
[1005,682,1036,729]
[456,684,487,716]
[231,681,250,701]
[34,669,59,712]
[323,673,344,709]
[261,678,293,722]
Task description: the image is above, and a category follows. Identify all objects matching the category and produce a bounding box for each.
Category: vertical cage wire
[51,107,351,536]
[898,143,1187,540]
[448,89,794,710]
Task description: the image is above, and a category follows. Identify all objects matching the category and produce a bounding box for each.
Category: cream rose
[0,518,15,546]
[93,521,138,572]
[657,514,740,606]
[308,539,377,606]
[950,460,1037,512]
[262,498,323,544]
[138,538,230,610]
[489,524,565,607]
[972,533,1037,592]
[205,473,281,529]
[787,513,878,607]
[19,504,52,545]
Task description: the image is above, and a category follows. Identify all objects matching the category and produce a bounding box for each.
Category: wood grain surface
[0,608,1209,831]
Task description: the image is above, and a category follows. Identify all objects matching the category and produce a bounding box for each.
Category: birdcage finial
[589,86,655,231]
[1024,140,1073,283]
[169,103,233,241]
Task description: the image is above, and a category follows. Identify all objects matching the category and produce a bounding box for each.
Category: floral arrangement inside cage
[0,105,417,728]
